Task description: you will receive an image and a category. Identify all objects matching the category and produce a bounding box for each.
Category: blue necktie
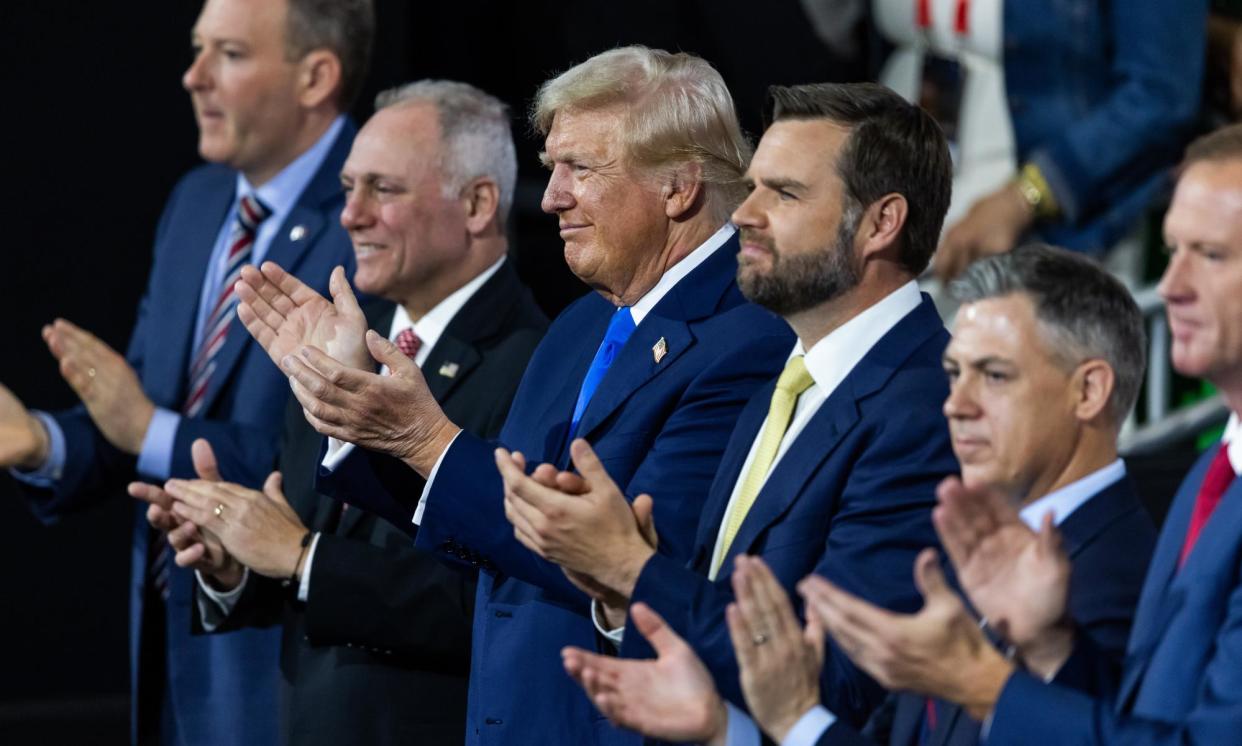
[569,306,636,439]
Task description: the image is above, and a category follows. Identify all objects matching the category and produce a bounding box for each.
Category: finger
[257,261,314,316]
[174,542,207,568]
[283,354,345,415]
[236,265,291,325]
[568,438,617,491]
[145,504,179,532]
[912,548,950,603]
[799,575,894,644]
[168,520,201,551]
[191,438,222,481]
[530,462,561,490]
[496,450,563,513]
[629,602,688,657]
[804,608,827,665]
[170,498,216,529]
[632,494,658,548]
[262,470,282,497]
[128,481,173,510]
[297,345,369,395]
[746,556,800,640]
[328,266,365,322]
[364,330,421,381]
[510,450,526,472]
[733,557,777,644]
[554,470,589,495]
[726,602,759,672]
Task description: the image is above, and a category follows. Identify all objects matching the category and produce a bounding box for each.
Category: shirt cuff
[781,705,836,746]
[196,566,250,632]
[9,411,67,486]
[591,599,626,645]
[724,702,762,746]
[320,437,355,472]
[412,430,462,526]
[136,407,180,481]
[297,533,322,602]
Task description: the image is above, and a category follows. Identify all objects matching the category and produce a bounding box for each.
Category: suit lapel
[1056,477,1140,560]
[712,297,945,579]
[1116,448,1218,706]
[690,390,775,570]
[196,121,354,415]
[154,184,235,405]
[573,235,739,445]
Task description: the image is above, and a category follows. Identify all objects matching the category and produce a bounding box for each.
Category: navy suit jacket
[413,235,795,746]
[626,296,956,729]
[18,122,357,745]
[988,444,1242,744]
[821,475,1156,746]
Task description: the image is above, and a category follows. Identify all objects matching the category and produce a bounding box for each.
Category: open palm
[237,263,371,371]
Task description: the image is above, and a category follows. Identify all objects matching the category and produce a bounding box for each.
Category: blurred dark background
[0,1,865,742]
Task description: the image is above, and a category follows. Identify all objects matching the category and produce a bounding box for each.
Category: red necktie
[395,327,422,360]
[1178,442,1236,568]
[183,193,271,417]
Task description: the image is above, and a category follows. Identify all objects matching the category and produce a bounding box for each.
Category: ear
[462,177,502,235]
[1072,359,1115,423]
[296,50,342,110]
[662,163,704,221]
[858,193,908,261]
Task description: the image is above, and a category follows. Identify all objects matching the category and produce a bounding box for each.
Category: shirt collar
[795,280,923,395]
[1017,459,1127,530]
[390,257,506,355]
[629,223,735,325]
[1225,412,1241,475]
[235,115,346,221]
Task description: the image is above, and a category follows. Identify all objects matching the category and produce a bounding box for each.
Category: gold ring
[87,367,97,378]
[752,632,769,646]
[213,503,225,518]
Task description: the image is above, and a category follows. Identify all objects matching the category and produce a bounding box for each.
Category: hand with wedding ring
[43,318,155,455]
[727,556,825,744]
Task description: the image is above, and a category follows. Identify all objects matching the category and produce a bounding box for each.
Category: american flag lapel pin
[652,337,668,364]
[438,361,460,378]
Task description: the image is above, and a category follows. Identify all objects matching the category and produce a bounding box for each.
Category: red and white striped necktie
[182,193,271,417]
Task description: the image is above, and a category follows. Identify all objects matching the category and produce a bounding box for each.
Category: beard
[736,207,862,316]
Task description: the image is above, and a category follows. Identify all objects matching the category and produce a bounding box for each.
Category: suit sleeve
[987,570,1242,745]
[624,376,953,729]
[298,532,474,667]
[415,327,796,602]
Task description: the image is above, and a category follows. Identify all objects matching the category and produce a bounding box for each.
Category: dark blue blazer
[625,296,956,729]
[989,445,1242,745]
[20,123,357,745]
[413,235,795,746]
[821,474,1156,746]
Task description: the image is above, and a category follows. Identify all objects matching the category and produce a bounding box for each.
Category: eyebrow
[758,176,808,194]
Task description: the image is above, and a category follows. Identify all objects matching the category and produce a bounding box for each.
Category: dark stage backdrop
[0,1,863,742]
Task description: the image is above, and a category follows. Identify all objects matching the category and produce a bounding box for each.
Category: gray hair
[284,0,374,111]
[376,80,518,224]
[531,45,752,222]
[950,244,1147,424]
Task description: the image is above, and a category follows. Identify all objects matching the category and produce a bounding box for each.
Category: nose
[942,374,978,421]
[731,189,764,229]
[340,187,373,231]
[183,48,210,93]
[1157,247,1193,305]
[541,164,574,215]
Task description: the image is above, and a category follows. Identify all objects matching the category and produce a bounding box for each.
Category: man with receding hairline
[0,0,371,742]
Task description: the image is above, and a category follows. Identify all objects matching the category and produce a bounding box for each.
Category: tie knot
[237,193,272,232]
[395,328,422,359]
[775,355,814,395]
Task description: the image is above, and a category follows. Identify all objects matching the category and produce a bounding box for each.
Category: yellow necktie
[712,355,815,576]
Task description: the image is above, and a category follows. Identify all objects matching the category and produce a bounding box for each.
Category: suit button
[485,718,503,725]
